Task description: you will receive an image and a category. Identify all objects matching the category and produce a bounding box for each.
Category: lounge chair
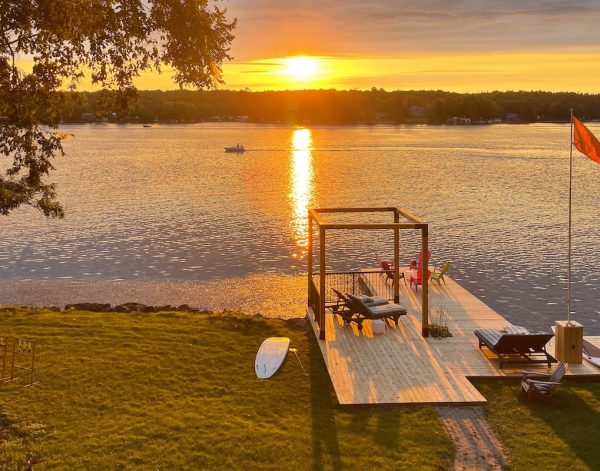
[329,288,388,329]
[521,362,568,400]
[346,293,407,330]
[474,328,556,368]
[431,261,452,284]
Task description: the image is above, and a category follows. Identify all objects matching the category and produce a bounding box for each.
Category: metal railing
[309,270,394,313]
[309,270,398,335]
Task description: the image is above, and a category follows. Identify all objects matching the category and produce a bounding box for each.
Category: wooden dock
[308,269,600,405]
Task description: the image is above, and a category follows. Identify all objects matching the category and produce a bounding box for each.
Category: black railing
[310,270,394,307]
[309,270,397,335]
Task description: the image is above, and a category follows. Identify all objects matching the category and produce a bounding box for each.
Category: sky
[129,1,600,92]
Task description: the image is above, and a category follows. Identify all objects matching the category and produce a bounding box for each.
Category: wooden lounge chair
[521,362,568,400]
[329,288,388,329]
[431,261,452,284]
[474,328,556,368]
[347,293,407,330]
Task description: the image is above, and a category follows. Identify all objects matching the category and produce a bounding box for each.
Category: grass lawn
[0,308,452,470]
[474,379,600,471]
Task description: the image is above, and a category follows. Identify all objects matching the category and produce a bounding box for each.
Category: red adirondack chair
[409,251,431,271]
[409,268,432,292]
[375,254,405,285]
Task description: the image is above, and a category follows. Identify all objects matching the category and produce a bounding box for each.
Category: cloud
[226,0,600,59]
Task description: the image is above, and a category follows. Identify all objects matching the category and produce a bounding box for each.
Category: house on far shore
[409,105,426,118]
[80,112,97,122]
[505,112,520,123]
[450,116,471,125]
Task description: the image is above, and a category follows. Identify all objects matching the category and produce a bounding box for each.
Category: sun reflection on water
[289,128,314,258]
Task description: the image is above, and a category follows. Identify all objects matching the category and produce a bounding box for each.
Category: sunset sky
[210,0,600,92]
[192,0,600,92]
[115,1,600,92]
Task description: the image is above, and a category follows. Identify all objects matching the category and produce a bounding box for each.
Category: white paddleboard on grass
[255,337,290,378]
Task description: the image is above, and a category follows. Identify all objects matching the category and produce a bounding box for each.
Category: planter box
[372,319,386,335]
[554,320,583,364]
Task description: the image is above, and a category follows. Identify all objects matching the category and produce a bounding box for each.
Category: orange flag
[573,116,600,164]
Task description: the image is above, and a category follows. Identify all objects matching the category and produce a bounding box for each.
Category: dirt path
[436,406,509,471]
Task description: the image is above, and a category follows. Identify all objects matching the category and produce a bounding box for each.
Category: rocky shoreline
[62,302,210,313]
[5,302,308,329]
[0,274,307,320]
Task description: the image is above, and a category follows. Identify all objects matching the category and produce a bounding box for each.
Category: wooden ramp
[309,269,600,406]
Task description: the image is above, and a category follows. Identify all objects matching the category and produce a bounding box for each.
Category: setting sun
[281,56,318,81]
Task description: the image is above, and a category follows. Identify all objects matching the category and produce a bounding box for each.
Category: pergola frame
[308,207,430,339]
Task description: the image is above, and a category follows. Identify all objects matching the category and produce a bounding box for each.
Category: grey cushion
[356,294,388,306]
[365,303,407,316]
[501,325,530,335]
[474,328,503,348]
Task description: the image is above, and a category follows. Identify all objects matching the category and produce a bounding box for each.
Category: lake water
[1,123,599,333]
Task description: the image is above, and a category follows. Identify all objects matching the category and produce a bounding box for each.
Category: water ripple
[1,123,599,332]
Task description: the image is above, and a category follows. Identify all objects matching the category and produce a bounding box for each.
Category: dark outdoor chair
[375,254,405,285]
[474,328,556,368]
[521,362,568,400]
[329,288,388,329]
[346,293,407,331]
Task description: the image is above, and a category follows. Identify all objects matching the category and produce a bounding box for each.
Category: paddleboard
[583,353,600,368]
[255,337,290,378]
[583,339,600,369]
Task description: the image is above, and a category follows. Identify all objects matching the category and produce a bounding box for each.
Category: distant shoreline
[58,89,600,126]
[59,119,578,126]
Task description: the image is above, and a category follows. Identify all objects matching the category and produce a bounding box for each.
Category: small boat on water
[225,144,245,153]
[143,124,152,128]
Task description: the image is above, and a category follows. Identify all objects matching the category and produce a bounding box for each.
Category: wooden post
[10,339,16,380]
[307,212,313,306]
[421,225,429,337]
[319,228,326,339]
[393,211,400,303]
[0,337,6,379]
[30,342,35,386]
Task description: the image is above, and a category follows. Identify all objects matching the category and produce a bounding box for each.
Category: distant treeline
[60,89,600,125]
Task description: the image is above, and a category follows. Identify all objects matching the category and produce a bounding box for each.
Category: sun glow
[281,56,319,81]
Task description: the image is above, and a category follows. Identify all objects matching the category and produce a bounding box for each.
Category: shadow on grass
[475,378,600,470]
[308,329,342,470]
[526,383,600,469]
[305,326,407,470]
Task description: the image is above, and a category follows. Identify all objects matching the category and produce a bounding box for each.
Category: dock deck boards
[309,268,600,405]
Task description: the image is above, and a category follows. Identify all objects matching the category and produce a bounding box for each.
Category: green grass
[0,308,452,469]
[474,379,600,471]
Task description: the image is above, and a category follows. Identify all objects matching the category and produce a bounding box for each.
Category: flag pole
[568,108,573,325]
